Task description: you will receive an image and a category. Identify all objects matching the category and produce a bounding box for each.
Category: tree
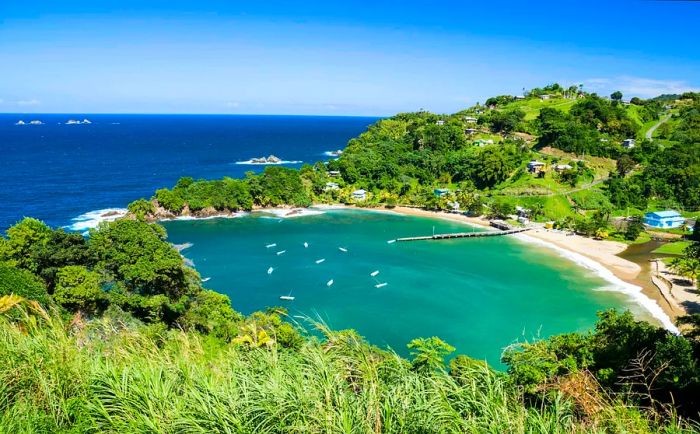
[181,289,242,341]
[0,218,52,273]
[128,198,156,220]
[610,91,623,101]
[616,154,635,176]
[407,337,455,373]
[624,216,644,241]
[91,220,188,297]
[53,265,108,315]
[0,263,51,307]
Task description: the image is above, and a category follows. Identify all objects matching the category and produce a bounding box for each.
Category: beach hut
[433,188,450,197]
[644,211,685,229]
[324,182,339,191]
[351,189,367,201]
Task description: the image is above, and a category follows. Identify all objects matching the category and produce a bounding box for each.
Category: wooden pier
[395,226,530,242]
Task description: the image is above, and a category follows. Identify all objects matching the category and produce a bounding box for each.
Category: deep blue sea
[0,114,377,231]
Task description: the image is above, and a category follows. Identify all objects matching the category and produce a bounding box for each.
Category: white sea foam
[255,208,325,219]
[65,208,128,232]
[164,212,248,222]
[174,242,193,252]
[234,159,302,165]
[514,233,679,334]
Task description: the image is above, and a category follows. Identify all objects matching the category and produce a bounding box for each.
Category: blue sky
[1,0,699,116]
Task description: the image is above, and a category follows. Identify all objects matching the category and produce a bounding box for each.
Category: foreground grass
[0,310,696,433]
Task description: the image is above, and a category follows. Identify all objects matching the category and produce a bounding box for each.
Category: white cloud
[581,76,698,98]
[225,101,240,108]
[16,99,40,106]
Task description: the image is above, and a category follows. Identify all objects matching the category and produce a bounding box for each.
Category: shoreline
[332,205,681,332]
[147,203,681,331]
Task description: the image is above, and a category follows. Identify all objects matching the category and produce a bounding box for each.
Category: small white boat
[315,258,325,264]
[375,283,388,288]
[267,267,274,275]
[338,247,348,252]
[370,270,379,277]
[326,279,334,287]
[387,239,396,244]
[266,243,277,248]
[280,295,295,301]
[276,250,286,256]
[303,242,309,248]
[201,277,211,282]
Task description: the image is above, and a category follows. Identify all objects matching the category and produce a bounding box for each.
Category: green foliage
[0,263,50,307]
[624,216,645,241]
[407,336,455,373]
[127,198,156,220]
[154,188,185,213]
[246,167,311,207]
[53,265,108,315]
[0,217,52,272]
[181,289,242,341]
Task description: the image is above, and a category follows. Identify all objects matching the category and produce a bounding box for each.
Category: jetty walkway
[396,220,531,242]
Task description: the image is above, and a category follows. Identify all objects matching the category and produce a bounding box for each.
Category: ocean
[1,113,654,363]
[162,209,645,364]
[0,114,377,231]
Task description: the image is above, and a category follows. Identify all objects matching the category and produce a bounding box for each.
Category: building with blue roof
[643,210,686,229]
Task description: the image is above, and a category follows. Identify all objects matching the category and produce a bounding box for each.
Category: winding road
[646,113,672,139]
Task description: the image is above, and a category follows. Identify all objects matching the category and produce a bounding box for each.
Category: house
[474,139,494,147]
[644,211,685,229]
[327,170,341,177]
[433,188,450,197]
[435,120,445,126]
[463,116,477,123]
[622,138,636,149]
[526,160,546,174]
[554,164,573,172]
[324,182,339,191]
[539,94,552,100]
[351,189,367,201]
[515,95,526,100]
[465,128,477,135]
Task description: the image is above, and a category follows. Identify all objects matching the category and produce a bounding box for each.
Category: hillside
[2,85,700,432]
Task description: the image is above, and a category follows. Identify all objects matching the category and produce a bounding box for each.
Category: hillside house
[644,211,685,229]
[433,188,450,197]
[435,120,445,126]
[327,170,341,177]
[554,164,573,172]
[465,128,477,135]
[540,94,552,100]
[351,189,367,201]
[324,182,339,191]
[463,116,477,123]
[622,138,636,149]
[527,160,546,174]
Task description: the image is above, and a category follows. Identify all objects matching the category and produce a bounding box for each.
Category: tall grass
[0,310,696,433]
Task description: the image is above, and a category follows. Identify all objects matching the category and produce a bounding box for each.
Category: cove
[162,209,644,365]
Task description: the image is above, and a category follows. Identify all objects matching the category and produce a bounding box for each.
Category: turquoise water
[163,209,638,365]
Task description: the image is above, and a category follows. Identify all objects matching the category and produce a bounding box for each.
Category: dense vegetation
[134,88,698,233]
[2,215,700,432]
[3,85,700,431]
